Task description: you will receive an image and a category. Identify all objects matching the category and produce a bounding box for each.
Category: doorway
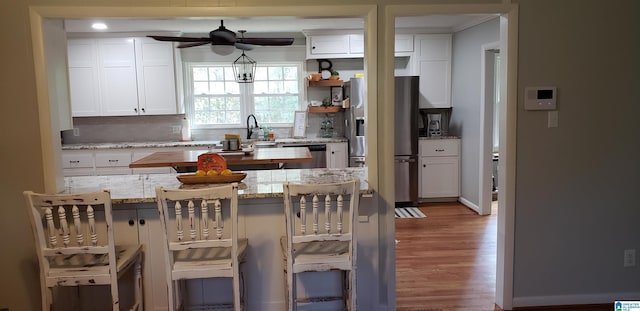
[389,5,517,310]
[480,42,501,216]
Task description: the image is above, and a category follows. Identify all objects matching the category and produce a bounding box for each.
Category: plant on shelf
[329,70,340,80]
[322,97,332,107]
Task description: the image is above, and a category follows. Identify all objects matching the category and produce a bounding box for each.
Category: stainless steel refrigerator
[345,77,366,167]
[394,76,419,205]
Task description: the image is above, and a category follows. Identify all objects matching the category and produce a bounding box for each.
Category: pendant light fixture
[233,50,257,83]
[232,30,257,83]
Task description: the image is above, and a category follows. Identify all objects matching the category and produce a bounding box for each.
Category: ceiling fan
[148,20,295,54]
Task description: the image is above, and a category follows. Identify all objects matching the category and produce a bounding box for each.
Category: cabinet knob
[139,219,146,226]
[312,46,316,50]
[423,164,426,168]
[128,219,135,226]
[134,108,138,113]
[141,108,145,113]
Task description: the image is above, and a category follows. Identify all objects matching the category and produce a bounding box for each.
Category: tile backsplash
[61,113,344,144]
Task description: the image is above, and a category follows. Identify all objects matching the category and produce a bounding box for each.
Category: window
[185,62,303,128]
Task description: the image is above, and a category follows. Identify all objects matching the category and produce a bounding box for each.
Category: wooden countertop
[129,147,312,168]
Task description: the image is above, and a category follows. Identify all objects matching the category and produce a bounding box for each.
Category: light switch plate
[548,111,558,128]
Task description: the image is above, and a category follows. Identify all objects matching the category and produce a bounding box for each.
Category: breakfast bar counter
[60,168,377,311]
[63,167,370,202]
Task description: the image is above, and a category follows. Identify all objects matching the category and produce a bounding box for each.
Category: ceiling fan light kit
[211,44,235,56]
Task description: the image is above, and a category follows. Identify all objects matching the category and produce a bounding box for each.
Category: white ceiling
[63,14,498,35]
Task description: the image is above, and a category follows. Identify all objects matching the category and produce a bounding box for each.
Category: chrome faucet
[246,114,259,139]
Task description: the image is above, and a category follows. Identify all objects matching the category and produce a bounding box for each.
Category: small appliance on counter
[320,118,334,138]
[419,108,452,137]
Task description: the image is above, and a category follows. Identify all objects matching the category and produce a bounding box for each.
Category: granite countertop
[62,167,370,204]
[62,137,348,150]
[418,136,461,140]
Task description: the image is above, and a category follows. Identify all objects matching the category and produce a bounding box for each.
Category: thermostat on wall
[524,87,557,110]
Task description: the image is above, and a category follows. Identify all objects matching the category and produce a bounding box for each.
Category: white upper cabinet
[349,34,364,54]
[305,32,415,59]
[135,38,178,115]
[98,38,139,116]
[394,34,414,54]
[308,35,350,58]
[67,37,178,117]
[67,39,101,116]
[414,34,452,108]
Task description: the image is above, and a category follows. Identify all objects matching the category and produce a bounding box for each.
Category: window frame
[184,61,305,129]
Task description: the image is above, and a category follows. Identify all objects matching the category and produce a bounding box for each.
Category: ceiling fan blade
[148,35,211,43]
[238,38,295,46]
[234,42,256,51]
[177,42,212,48]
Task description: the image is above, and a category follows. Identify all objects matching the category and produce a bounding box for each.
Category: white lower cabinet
[418,139,460,198]
[95,150,132,175]
[113,206,169,311]
[62,150,95,176]
[326,142,348,168]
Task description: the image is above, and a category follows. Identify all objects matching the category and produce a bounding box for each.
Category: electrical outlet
[172,126,181,134]
[624,249,636,267]
[73,128,80,136]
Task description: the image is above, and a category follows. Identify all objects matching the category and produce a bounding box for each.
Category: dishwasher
[281,144,326,169]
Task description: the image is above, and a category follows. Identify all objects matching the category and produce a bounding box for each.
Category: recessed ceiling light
[91,23,108,30]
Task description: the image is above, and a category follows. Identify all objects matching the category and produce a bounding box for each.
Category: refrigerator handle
[395,158,417,163]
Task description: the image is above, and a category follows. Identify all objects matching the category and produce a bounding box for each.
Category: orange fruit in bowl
[206,169,219,176]
[195,170,206,176]
[220,169,233,176]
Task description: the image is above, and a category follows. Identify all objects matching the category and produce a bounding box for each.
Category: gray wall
[513,0,640,305]
[450,18,500,206]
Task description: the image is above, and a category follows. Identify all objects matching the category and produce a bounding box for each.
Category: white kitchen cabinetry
[306,34,356,59]
[394,34,414,53]
[419,139,460,198]
[67,39,101,116]
[67,37,178,117]
[326,142,348,168]
[98,38,139,116]
[61,150,94,176]
[306,33,414,59]
[113,206,168,311]
[134,38,179,115]
[95,150,132,175]
[414,34,452,108]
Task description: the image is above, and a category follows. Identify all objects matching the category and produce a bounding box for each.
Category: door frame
[479,41,500,216]
[385,4,518,310]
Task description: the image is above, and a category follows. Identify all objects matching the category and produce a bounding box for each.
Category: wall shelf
[307,79,344,87]
[308,106,343,113]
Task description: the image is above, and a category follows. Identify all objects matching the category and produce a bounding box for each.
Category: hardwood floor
[394,202,612,311]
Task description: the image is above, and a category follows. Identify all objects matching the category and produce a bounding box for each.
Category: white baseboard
[458,197,480,214]
[513,291,640,307]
